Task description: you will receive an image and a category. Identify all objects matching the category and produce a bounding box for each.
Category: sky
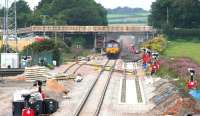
[0,0,155,11]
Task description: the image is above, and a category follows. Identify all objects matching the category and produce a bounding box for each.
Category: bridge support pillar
[94,34,97,50]
[146,32,149,40]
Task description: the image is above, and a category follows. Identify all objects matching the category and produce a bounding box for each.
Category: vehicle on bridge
[104,40,121,59]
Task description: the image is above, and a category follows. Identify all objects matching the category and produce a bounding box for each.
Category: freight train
[104,40,121,59]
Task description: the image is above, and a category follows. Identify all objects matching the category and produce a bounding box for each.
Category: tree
[34,0,107,25]
[0,7,4,17]
[149,0,200,29]
[9,0,32,28]
[148,0,173,29]
[171,0,200,28]
[0,7,4,29]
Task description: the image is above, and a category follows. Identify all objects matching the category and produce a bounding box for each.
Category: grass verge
[164,40,200,65]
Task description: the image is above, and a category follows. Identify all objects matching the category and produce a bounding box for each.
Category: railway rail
[63,61,87,74]
[63,62,78,73]
[73,60,116,116]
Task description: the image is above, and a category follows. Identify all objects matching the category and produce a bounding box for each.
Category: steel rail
[63,62,78,73]
[72,62,87,74]
[94,60,117,115]
[73,60,110,116]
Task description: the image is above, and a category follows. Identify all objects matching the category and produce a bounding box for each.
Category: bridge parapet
[17,27,32,34]
[18,25,155,34]
[0,25,155,35]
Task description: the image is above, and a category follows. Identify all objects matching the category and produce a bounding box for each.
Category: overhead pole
[3,0,9,53]
[3,0,18,53]
[167,7,169,25]
[14,0,18,52]
[54,20,57,43]
[3,0,6,52]
[41,15,47,38]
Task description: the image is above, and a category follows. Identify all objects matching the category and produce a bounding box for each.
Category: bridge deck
[1,25,155,35]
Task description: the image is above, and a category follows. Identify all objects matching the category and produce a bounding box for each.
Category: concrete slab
[99,62,158,115]
[99,72,155,115]
[126,79,137,104]
[119,78,146,105]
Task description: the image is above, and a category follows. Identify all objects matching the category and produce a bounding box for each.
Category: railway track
[73,60,116,116]
[63,62,78,74]
[63,61,87,74]
[56,61,88,87]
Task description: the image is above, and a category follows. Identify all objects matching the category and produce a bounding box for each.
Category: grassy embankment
[158,38,200,91]
[164,40,200,65]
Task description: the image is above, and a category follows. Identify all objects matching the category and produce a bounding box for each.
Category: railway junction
[0,54,198,116]
[0,0,200,115]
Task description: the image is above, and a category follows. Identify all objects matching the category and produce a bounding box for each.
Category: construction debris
[14,76,26,81]
[150,81,200,115]
[74,74,83,82]
[25,66,50,81]
[45,79,68,94]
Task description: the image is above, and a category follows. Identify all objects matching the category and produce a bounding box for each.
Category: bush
[26,39,55,53]
[157,57,200,90]
[140,35,167,53]
[46,64,54,69]
[22,38,70,66]
[158,57,200,82]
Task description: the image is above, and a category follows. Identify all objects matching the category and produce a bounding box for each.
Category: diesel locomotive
[104,40,121,59]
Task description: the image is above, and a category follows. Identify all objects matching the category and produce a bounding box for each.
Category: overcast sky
[0,0,155,10]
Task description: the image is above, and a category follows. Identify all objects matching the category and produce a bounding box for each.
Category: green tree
[10,0,32,28]
[0,7,4,17]
[0,7,4,29]
[34,0,107,25]
[149,0,200,29]
[171,0,200,28]
[148,0,173,29]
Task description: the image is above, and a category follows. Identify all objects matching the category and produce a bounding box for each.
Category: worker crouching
[187,68,198,89]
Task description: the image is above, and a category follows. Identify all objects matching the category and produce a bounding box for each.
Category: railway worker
[152,52,159,60]
[151,61,158,76]
[188,78,197,89]
[31,80,46,100]
[187,68,197,89]
[142,52,150,69]
[151,52,160,71]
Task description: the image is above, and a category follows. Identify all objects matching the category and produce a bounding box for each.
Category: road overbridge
[0,25,156,49]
